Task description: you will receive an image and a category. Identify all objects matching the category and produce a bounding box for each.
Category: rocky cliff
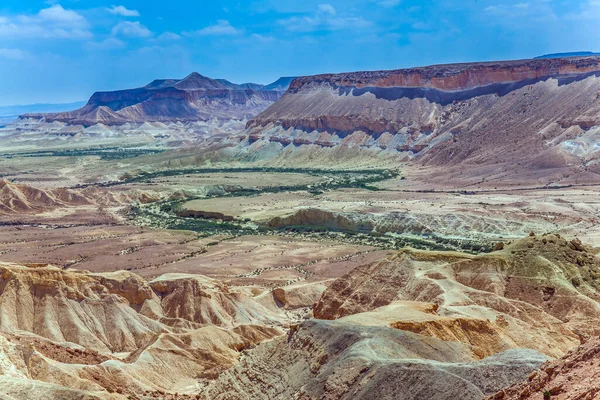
[250,57,600,133]
[22,73,292,126]
[245,56,600,184]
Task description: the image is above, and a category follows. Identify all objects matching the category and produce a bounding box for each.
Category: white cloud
[483,1,556,21]
[317,4,336,16]
[107,5,140,17]
[0,5,91,39]
[86,37,126,50]
[111,21,152,37]
[0,48,29,60]
[187,20,241,36]
[37,4,88,25]
[277,4,371,32]
[156,32,181,40]
[251,33,277,42]
[564,0,600,20]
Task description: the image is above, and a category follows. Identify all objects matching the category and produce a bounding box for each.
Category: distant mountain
[535,51,600,59]
[262,77,297,91]
[0,101,86,126]
[21,73,294,126]
[215,79,265,91]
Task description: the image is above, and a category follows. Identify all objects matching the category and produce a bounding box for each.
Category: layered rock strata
[22,73,292,126]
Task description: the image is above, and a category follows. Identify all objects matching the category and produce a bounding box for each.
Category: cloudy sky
[0,0,599,105]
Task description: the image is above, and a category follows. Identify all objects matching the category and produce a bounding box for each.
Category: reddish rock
[488,339,600,400]
[287,57,600,92]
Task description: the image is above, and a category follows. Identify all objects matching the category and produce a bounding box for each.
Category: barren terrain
[2,56,600,399]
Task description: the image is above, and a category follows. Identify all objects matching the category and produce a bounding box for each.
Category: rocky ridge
[243,56,600,184]
[250,56,600,133]
[314,235,600,344]
[0,179,160,215]
[205,318,547,400]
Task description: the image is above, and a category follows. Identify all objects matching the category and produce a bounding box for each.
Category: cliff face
[246,57,600,183]
[286,57,600,92]
[22,73,291,126]
[250,57,600,135]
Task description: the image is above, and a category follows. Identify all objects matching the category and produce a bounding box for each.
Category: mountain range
[244,55,600,185]
[21,74,295,126]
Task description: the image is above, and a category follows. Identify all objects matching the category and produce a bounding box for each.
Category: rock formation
[314,234,600,355]
[488,339,600,400]
[0,179,160,215]
[204,318,547,400]
[0,235,598,398]
[245,56,600,184]
[250,57,600,134]
[0,179,90,214]
[22,73,293,126]
[0,263,284,397]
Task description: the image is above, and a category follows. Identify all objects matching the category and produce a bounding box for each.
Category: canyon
[2,55,600,399]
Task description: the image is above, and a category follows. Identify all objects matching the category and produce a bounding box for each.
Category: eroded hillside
[1,235,599,399]
[244,56,600,185]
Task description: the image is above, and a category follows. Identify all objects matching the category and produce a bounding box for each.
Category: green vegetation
[0,147,164,160]
[95,166,398,190]
[122,167,491,254]
[129,205,491,255]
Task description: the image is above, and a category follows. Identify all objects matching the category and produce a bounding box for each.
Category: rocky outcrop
[0,264,285,351]
[0,179,90,214]
[313,235,600,358]
[204,318,547,400]
[488,339,600,400]
[149,273,283,329]
[271,282,327,310]
[22,73,293,126]
[267,208,375,233]
[0,179,161,215]
[287,57,600,92]
[177,210,235,221]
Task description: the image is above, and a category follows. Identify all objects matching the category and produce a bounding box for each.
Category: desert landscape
[2,9,600,396]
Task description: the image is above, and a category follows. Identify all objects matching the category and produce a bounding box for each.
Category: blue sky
[0,0,599,105]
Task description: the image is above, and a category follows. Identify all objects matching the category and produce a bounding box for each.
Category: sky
[0,0,599,106]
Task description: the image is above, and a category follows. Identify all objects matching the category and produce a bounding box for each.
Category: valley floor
[0,144,599,399]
